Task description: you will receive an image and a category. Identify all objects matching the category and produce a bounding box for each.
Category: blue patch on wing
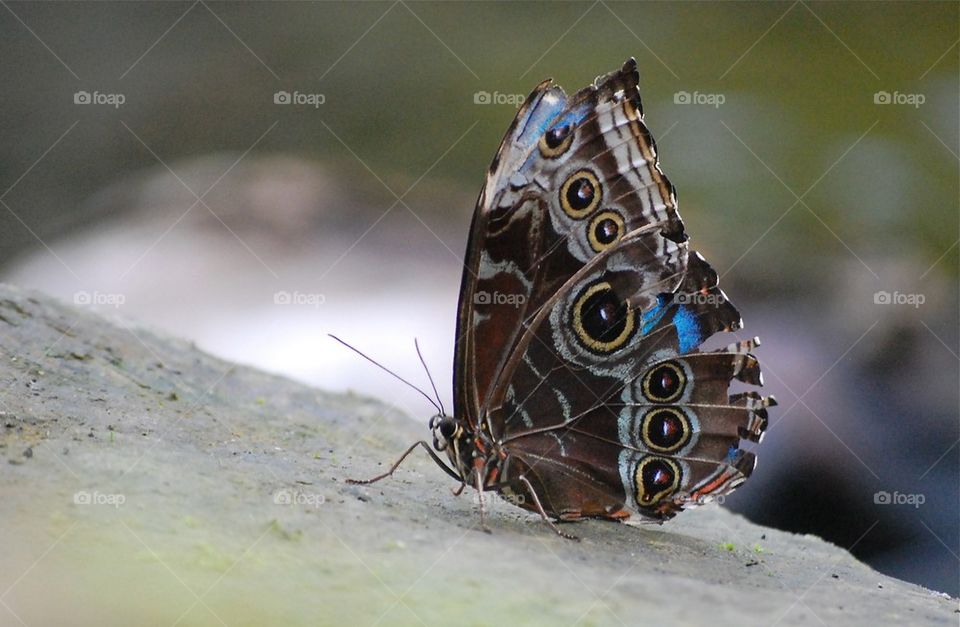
[672,305,703,353]
[516,91,567,149]
[515,97,593,176]
[637,297,704,354]
[640,295,672,335]
[546,103,592,135]
[725,445,739,463]
[520,98,592,156]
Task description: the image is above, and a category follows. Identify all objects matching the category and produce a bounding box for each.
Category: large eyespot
[587,210,625,253]
[634,456,682,507]
[559,169,601,219]
[641,360,686,403]
[538,124,574,158]
[571,281,636,354]
[640,407,692,453]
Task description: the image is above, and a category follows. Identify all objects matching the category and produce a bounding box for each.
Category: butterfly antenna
[328,334,442,415]
[414,338,445,417]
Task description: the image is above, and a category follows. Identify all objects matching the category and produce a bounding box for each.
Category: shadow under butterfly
[339,58,776,540]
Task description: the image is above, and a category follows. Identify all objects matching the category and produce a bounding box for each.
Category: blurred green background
[1,1,957,290]
[1,0,957,602]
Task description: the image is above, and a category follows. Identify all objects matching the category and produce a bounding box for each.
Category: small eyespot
[587,210,625,252]
[640,407,692,453]
[571,281,636,354]
[559,169,601,219]
[641,361,686,403]
[538,124,574,158]
[634,456,682,507]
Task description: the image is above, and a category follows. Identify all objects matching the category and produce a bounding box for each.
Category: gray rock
[0,283,954,626]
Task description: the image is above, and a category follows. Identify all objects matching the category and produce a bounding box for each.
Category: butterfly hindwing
[489,232,767,516]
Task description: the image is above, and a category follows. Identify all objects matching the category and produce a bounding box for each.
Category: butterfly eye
[571,281,636,353]
[640,407,692,453]
[538,124,574,158]
[587,210,625,252]
[438,416,457,440]
[560,169,602,219]
[641,361,686,403]
[635,457,682,507]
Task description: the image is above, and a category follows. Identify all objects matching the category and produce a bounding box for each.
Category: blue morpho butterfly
[339,59,774,539]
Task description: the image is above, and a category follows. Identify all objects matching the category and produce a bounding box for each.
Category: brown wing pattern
[454,59,684,428]
[454,59,773,520]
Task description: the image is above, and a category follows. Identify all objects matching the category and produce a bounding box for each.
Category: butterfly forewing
[454,59,685,429]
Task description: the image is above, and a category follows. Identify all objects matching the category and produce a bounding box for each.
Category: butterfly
[345,58,775,539]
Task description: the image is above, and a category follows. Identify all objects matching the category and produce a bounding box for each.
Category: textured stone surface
[0,283,955,626]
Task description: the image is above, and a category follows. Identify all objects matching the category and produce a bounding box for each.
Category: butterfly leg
[475,467,492,534]
[517,474,580,541]
[346,440,461,485]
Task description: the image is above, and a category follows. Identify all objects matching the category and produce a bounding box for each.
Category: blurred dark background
[1,1,957,596]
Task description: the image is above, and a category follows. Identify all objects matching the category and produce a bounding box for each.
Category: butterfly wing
[455,59,773,520]
[495,239,773,519]
[454,59,685,430]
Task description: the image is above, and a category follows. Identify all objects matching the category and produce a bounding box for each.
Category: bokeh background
[1,1,957,597]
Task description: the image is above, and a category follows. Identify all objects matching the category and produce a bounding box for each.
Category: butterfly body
[349,59,774,536]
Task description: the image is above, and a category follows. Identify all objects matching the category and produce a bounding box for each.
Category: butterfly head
[429,413,495,484]
[429,413,463,452]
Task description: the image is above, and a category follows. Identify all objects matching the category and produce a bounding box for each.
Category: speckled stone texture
[0,283,955,626]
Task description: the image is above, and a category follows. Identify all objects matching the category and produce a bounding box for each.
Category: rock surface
[0,283,955,626]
